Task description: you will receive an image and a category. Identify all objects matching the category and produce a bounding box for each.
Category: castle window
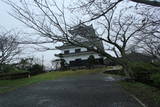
[87,48,90,51]
[75,49,81,53]
[64,50,69,54]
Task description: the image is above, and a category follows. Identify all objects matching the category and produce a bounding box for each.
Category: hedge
[130,62,160,83]
[151,73,160,88]
[0,72,30,80]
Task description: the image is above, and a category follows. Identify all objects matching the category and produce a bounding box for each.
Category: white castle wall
[63,53,100,63]
[61,47,87,54]
[57,47,101,64]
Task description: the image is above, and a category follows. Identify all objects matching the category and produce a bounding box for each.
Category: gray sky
[0,0,60,67]
[0,0,134,67]
[0,0,136,67]
[0,1,20,29]
[0,0,159,67]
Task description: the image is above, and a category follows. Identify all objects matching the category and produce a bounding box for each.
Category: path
[0,73,142,107]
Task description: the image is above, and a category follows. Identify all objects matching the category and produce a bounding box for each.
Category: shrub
[60,59,68,70]
[87,55,96,68]
[1,64,13,73]
[0,64,26,73]
[130,62,160,73]
[151,73,160,87]
[0,71,29,80]
[151,62,160,67]
[130,62,160,83]
[30,64,44,75]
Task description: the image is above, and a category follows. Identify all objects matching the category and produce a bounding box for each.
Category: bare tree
[69,0,160,24]
[135,29,160,61]
[0,30,21,72]
[143,37,160,60]
[137,5,160,36]
[70,2,149,77]
[133,6,160,60]
[134,32,160,61]
[5,0,153,78]
[91,7,148,77]
[79,0,160,8]
[130,0,160,7]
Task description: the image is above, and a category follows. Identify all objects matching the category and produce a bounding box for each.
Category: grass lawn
[0,67,106,94]
[119,81,160,107]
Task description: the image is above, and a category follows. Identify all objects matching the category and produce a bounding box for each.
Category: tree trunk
[0,64,2,72]
[0,64,5,73]
[122,63,133,79]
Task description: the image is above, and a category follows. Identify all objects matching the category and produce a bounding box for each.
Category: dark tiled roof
[56,23,104,50]
[69,23,96,38]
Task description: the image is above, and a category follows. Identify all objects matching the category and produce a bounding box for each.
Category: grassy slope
[119,81,160,107]
[0,68,105,94]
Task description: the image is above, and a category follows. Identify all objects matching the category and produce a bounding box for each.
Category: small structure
[51,59,62,70]
[54,23,104,69]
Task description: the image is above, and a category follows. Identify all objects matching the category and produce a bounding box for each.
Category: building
[54,23,104,68]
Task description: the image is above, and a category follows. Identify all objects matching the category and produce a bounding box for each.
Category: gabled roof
[68,23,96,38]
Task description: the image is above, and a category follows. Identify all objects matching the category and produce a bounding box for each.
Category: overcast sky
[0,0,60,68]
[0,0,136,67]
[0,0,159,68]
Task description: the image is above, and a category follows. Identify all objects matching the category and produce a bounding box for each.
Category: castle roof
[56,23,104,50]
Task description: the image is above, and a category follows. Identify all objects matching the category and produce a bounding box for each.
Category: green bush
[129,62,160,82]
[130,62,160,73]
[151,73,160,87]
[151,62,160,67]
[60,59,67,70]
[87,55,96,68]
[1,64,13,72]
[30,64,44,75]
[0,64,25,73]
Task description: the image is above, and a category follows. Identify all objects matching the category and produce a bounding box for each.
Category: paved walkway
[0,73,142,107]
